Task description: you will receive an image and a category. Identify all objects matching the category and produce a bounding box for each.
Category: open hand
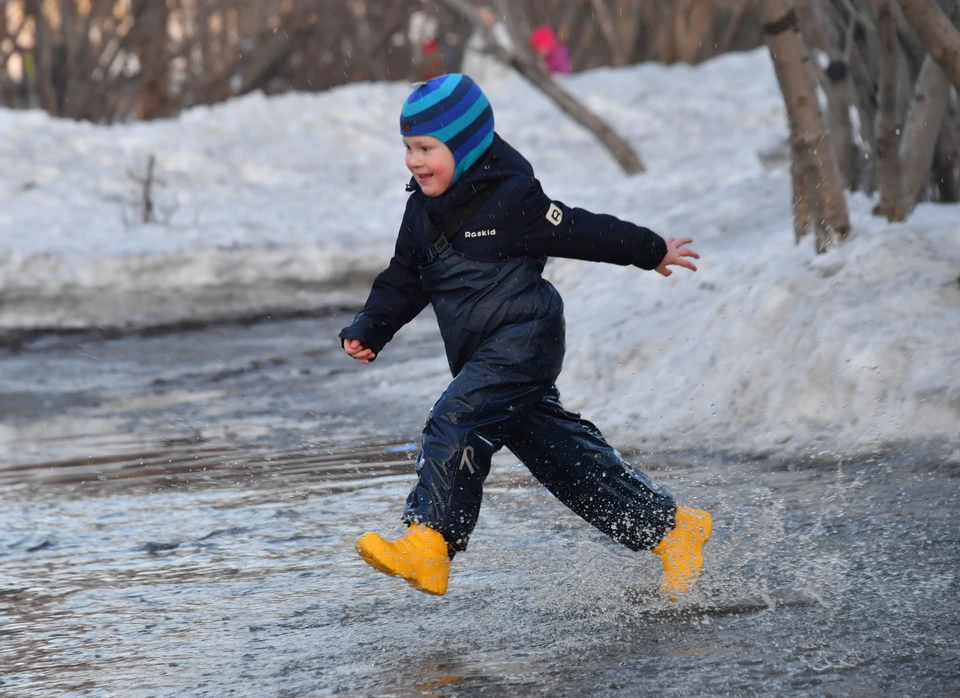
[344,338,377,364]
[655,237,700,277]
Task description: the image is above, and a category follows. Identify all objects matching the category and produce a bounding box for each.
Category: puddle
[1,318,958,696]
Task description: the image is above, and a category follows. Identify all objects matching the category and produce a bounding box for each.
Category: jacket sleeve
[338,201,429,356]
[506,177,668,270]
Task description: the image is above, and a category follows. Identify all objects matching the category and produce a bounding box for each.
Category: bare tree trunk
[133,0,172,120]
[572,6,600,68]
[761,0,850,251]
[617,0,644,62]
[348,0,385,80]
[875,0,908,221]
[890,0,931,71]
[589,0,627,66]
[25,0,57,113]
[557,0,593,65]
[718,0,751,52]
[897,0,960,92]
[219,0,232,77]
[841,4,880,194]
[933,101,960,202]
[648,3,678,63]
[675,0,715,63]
[899,54,952,212]
[791,145,814,241]
[824,63,857,188]
[196,0,211,77]
[438,0,646,174]
[234,20,309,96]
[796,0,857,188]
[0,4,14,108]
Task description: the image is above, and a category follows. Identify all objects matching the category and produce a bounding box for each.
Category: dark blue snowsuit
[340,134,676,552]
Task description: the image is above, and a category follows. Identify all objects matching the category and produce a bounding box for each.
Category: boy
[340,74,710,599]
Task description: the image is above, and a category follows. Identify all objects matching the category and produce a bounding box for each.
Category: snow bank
[558,199,960,460]
[0,85,412,329]
[1,49,958,459]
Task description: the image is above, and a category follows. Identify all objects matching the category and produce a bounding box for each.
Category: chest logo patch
[546,202,563,226]
[464,229,496,238]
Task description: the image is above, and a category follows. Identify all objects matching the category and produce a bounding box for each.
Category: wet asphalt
[1,316,958,697]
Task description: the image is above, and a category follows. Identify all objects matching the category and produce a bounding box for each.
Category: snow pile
[1,49,958,459]
[558,201,960,459]
[0,86,413,329]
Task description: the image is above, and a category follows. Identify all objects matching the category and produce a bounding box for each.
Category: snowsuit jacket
[339,133,667,358]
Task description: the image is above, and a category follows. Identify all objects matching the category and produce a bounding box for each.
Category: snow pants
[403,248,676,552]
[402,381,677,553]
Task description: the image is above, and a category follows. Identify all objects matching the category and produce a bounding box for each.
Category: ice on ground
[1,49,958,459]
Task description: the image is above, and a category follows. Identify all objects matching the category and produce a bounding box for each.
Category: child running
[340,74,710,599]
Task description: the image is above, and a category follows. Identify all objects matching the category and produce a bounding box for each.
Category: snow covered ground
[2,49,958,460]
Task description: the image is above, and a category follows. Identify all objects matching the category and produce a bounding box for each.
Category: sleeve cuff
[634,231,668,271]
[338,313,388,355]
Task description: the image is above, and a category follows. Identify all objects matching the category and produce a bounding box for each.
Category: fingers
[656,238,700,277]
[344,339,367,355]
[657,255,697,275]
[667,238,699,255]
[343,339,376,362]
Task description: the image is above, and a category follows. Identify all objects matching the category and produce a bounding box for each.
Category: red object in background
[420,39,445,81]
[530,26,558,56]
[529,25,571,75]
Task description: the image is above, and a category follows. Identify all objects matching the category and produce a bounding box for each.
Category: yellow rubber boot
[355,524,451,595]
[652,506,712,601]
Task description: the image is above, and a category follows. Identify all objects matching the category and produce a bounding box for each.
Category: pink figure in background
[529,25,571,74]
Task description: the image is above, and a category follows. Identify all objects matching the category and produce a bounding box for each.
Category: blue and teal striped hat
[400,74,495,184]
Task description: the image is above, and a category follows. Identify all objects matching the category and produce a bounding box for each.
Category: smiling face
[403,135,455,197]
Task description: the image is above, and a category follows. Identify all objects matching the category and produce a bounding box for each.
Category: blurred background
[3,0,958,214]
[0,0,762,121]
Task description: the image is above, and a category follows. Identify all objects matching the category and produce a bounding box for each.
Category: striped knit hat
[400,74,495,184]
